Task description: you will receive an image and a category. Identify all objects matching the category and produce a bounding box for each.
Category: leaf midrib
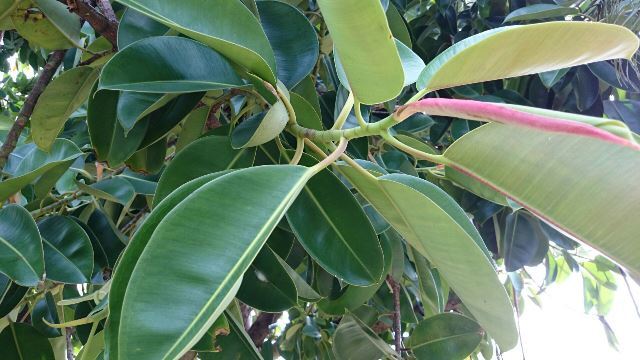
[0,235,39,283]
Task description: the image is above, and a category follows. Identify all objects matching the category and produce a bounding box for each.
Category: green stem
[354,100,368,128]
[276,85,298,125]
[331,92,355,130]
[310,138,348,174]
[379,130,449,165]
[290,137,304,165]
[288,115,398,143]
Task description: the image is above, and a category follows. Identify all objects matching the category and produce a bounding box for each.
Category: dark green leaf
[0,205,44,287]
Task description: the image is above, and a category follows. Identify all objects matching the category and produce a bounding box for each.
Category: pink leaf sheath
[395,98,640,150]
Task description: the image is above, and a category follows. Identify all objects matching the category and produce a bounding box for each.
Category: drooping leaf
[0,139,83,202]
[407,313,482,360]
[443,122,640,280]
[286,154,384,286]
[0,205,44,287]
[77,177,136,205]
[31,66,98,150]
[336,166,517,350]
[87,87,148,167]
[332,314,398,360]
[0,323,55,360]
[257,0,319,89]
[32,293,61,338]
[231,101,289,148]
[504,4,579,23]
[86,210,126,268]
[503,211,549,272]
[100,37,243,93]
[115,0,277,83]
[237,246,298,312]
[111,166,311,359]
[12,0,81,49]
[417,22,639,92]
[38,216,94,284]
[155,136,255,205]
[117,8,169,49]
[117,92,178,132]
[317,0,404,104]
[0,274,28,317]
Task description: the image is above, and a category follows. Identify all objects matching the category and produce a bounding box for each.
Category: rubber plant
[0,0,638,359]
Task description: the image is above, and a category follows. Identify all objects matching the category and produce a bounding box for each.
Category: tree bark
[0,50,66,170]
[387,276,403,355]
[65,0,119,47]
[248,312,281,347]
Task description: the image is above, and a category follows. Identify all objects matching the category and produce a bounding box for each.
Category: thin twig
[619,266,640,318]
[0,50,66,170]
[65,0,119,47]
[386,275,403,355]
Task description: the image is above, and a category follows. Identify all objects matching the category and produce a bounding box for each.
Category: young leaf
[417,22,639,92]
[317,0,404,104]
[0,205,44,287]
[100,37,243,93]
[231,101,289,148]
[115,0,277,83]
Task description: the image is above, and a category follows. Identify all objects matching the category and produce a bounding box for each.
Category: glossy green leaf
[332,314,398,360]
[336,166,517,350]
[0,139,82,202]
[155,136,255,205]
[0,205,44,287]
[444,122,640,281]
[504,4,579,23]
[201,311,262,360]
[417,22,639,92]
[100,37,243,93]
[117,92,178,132]
[38,216,94,284]
[275,254,321,302]
[107,172,233,359]
[31,66,98,150]
[125,138,166,175]
[138,92,204,149]
[117,8,169,49]
[32,293,61,338]
[87,87,148,167]
[503,211,549,272]
[317,0,404,104]
[237,246,298,312]
[112,165,311,359]
[411,248,445,317]
[77,178,136,205]
[231,101,289,148]
[290,92,323,131]
[408,313,482,360]
[257,0,318,89]
[0,274,27,317]
[115,0,277,83]
[86,210,126,268]
[386,3,411,47]
[286,154,384,286]
[0,323,55,360]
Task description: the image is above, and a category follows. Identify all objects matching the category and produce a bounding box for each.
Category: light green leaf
[115,0,277,83]
[231,101,289,148]
[396,39,425,87]
[332,314,398,360]
[0,139,83,202]
[337,165,517,350]
[417,22,639,92]
[0,205,44,287]
[504,4,579,23]
[33,0,83,47]
[175,105,210,152]
[38,216,94,284]
[317,0,404,104]
[112,165,311,359]
[155,136,255,205]
[0,0,19,28]
[407,313,482,360]
[100,36,243,93]
[444,122,640,280]
[31,66,99,150]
